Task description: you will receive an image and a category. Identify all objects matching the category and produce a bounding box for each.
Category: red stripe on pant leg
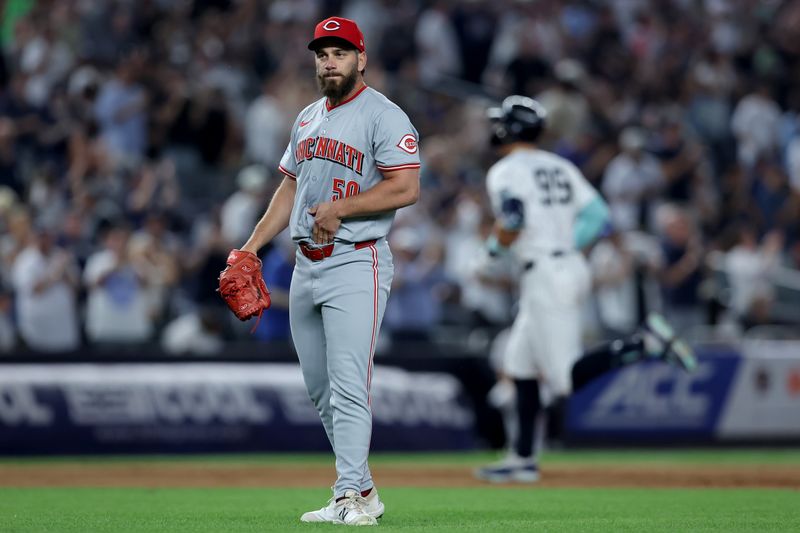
[364,244,379,492]
[367,244,379,403]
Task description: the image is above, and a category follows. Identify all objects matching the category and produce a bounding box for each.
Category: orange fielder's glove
[218,249,271,323]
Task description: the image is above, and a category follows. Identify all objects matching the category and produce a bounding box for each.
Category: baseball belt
[298,239,377,261]
[523,250,569,271]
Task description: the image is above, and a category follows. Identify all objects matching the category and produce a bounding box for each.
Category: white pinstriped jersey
[278,85,420,243]
[486,148,599,259]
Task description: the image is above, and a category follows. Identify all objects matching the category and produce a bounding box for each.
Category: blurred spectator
[0,75,43,191]
[253,231,295,343]
[731,83,781,168]
[451,2,496,85]
[444,200,514,330]
[687,49,737,174]
[705,0,756,56]
[651,118,706,203]
[11,224,80,352]
[651,117,719,229]
[0,117,22,196]
[536,59,591,148]
[0,290,14,353]
[724,226,783,328]
[0,205,33,273]
[414,0,462,86]
[197,88,239,168]
[0,187,18,352]
[589,230,640,336]
[503,33,551,97]
[787,123,800,193]
[602,127,664,231]
[14,18,74,108]
[128,212,181,327]
[221,164,271,246]
[161,306,224,356]
[183,207,233,312]
[486,4,552,96]
[55,209,94,268]
[342,0,391,53]
[589,229,663,337]
[127,158,181,221]
[244,76,289,169]
[656,205,705,334]
[27,163,69,230]
[383,226,448,341]
[752,158,794,233]
[93,54,148,165]
[78,2,138,65]
[83,223,153,344]
[442,193,483,283]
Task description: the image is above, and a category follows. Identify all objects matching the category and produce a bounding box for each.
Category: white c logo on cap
[323,20,341,31]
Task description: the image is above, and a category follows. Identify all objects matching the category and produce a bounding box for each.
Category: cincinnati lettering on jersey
[295,136,365,175]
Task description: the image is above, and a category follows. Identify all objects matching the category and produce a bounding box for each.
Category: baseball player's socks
[572,345,622,391]
[300,489,378,525]
[572,333,657,390]
[475,379,541,483]
[474,452,540,483]
[641,312,698,372]
[513,378,541,458]
[543,395,567,445]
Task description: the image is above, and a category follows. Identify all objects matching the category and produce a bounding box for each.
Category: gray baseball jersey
[277,85,420,498]
[279,85,420,243]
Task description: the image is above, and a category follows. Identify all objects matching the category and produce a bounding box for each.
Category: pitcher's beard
[317,68,358,102]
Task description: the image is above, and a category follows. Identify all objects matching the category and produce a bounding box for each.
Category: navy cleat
[475,453,539,483]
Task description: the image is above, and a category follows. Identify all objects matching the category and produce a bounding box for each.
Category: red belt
[298,239,377,261]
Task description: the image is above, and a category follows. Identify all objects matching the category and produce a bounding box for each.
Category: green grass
[2,450,799,532]
[1,487,798,533]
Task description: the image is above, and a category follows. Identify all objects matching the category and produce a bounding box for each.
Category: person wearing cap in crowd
[229,16,421,526]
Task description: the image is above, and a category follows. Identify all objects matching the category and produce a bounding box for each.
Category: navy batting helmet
[488,95,547,146]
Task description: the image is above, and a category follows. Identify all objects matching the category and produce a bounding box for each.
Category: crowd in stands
[1,0,799,355]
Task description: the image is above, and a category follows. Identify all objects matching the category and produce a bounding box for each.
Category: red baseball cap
[308,16,366,53]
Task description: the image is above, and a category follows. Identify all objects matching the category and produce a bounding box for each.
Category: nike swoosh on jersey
[300,120,312,127]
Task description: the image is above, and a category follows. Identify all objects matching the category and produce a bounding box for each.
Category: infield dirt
[1,463,798,489]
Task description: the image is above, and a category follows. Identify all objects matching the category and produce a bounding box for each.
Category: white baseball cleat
[363,487,385,519]
[300,489,378,526]
[474,452,539,483]
[300,494,337,523]
[299,494,337,523]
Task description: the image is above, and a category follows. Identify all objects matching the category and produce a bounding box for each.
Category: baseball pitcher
[219,16,420,526]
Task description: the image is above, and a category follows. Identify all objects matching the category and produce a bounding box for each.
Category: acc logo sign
[397,134,418,154]
[323,20,341,31]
